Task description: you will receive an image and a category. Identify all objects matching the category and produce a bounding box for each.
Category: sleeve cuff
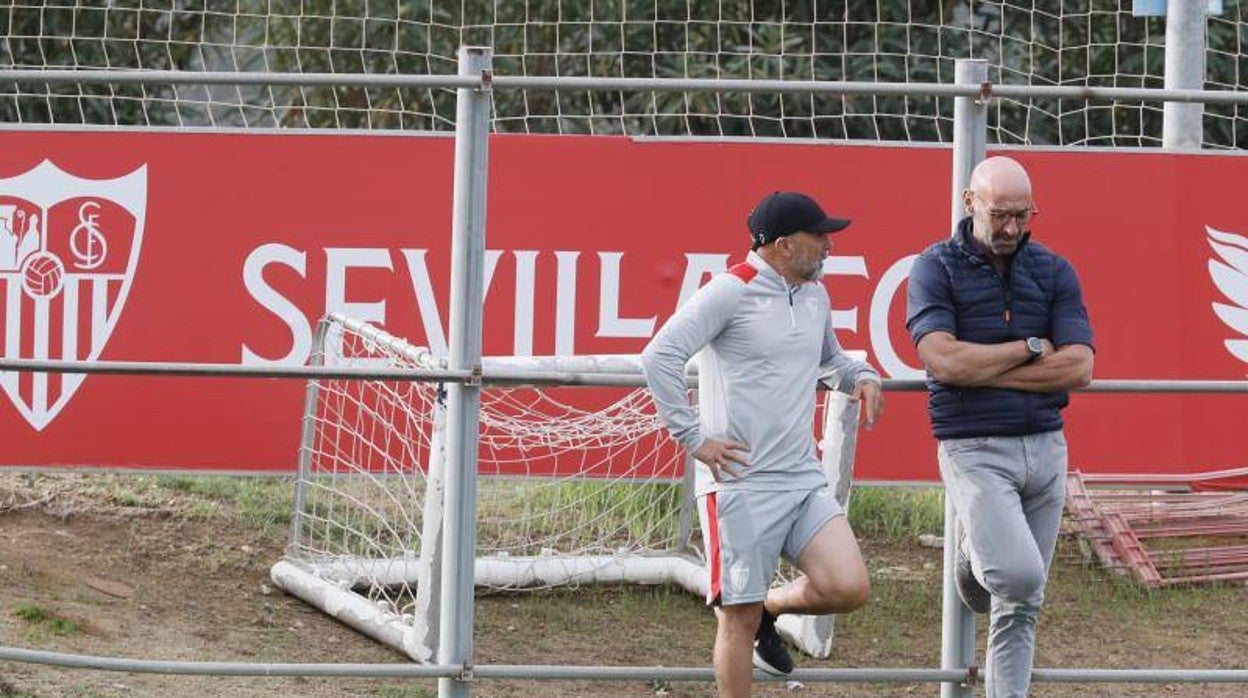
[677,430,705,456]
[856,370,882,385]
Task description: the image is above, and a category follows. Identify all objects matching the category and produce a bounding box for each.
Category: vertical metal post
[941,496,976,697]
[415,383,448,659]
[1163,0,1207,149]
[820,379,860,509]
[951,60,988,235]
[438,46,492,698]
[676,372,704,556]
[941,58,987,698]
[676,450,698,553]
[289,318,333,550]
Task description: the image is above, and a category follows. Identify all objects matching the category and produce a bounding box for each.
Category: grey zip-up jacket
[641,251,880,496]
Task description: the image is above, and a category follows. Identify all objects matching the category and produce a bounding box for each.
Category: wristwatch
[1025,336,1044,363]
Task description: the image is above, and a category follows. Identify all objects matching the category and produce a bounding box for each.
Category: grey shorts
[696,485,844,606]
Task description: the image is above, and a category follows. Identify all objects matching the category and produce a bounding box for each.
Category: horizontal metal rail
[1082,379,1248,393]
[2,645,1247,684]
[1,358,1247,393]
[1080,469,1248,485]
[0,358,658,388]
[0,69,480,90]
[2,69,1248,105]
[1032,668,1248,683]
[0,645,955,680]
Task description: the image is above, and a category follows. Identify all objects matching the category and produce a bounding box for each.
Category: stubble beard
[803,256,825,281]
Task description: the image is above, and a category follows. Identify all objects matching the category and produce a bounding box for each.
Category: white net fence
[2,1,1245,147]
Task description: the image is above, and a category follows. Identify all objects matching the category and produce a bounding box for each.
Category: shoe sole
[752,649,792,676]
[956,541,991,614]
[958,588,991,614]
[956,569,992,614]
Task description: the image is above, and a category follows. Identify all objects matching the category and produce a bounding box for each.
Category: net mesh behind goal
[3,1,1245,147]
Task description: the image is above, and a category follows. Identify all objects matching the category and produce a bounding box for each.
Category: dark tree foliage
[0,1,1241,147]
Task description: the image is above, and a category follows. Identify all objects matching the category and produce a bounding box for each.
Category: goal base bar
[272,554,834,662]
[270,560,433,662]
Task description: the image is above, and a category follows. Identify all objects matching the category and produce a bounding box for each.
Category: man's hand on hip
[852,380,885,430]
[693,438,750,481]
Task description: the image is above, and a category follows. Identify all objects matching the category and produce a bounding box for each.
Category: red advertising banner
[0,131,1244,481]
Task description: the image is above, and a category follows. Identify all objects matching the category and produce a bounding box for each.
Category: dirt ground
[1,473,1246,697]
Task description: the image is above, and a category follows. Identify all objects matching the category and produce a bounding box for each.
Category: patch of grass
[479,479,684,554]
[154,474,241,500]
[374,685,436,698]
[1052,537,1248,616]
[111,486,164,508]
[150,475,294,533]
[12,604,81,637]
[88,476,172,509]
[848,486,944,539]
[482,584,695,634]
[184,499,222,520]
[13,605,45,623]
[614,583,684,617]
[47,617,79,635]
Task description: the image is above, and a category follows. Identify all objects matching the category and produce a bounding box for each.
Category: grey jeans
[938,430,1068,698]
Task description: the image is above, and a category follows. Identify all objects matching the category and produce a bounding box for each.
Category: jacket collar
[746,250,792,290]
[952,216,1030,264]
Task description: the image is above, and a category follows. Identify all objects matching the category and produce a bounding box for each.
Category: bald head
[968,156,1032,200]
[962,156,1036,261]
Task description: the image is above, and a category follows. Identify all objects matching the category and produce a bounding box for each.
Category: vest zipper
[1003,284,1013,324]
[1003,256,1018,328]
[787,286,797,328]
[989,260,1015,327]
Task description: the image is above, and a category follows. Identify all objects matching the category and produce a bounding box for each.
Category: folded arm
[908,248,1095,393]
[917,331,1093,392]
[915,331,1033,387]
[985,343,1094,392]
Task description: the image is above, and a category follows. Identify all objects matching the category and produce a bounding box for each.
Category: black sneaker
[955,535,992,614]
[752,608,794,676]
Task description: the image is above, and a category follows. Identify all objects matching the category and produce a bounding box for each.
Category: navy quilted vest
[907,217,1093,439]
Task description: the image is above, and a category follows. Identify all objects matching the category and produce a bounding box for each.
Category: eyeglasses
[985,208,1037,226]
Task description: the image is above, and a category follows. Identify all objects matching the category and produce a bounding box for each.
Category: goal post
[270,313,862,662]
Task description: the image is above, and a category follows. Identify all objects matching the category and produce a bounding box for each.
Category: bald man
[906,157,1094,697]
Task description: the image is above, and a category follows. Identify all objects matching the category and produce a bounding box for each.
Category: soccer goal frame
[268,312,863,663]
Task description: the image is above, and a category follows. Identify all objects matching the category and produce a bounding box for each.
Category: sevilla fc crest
[0,161,146,430]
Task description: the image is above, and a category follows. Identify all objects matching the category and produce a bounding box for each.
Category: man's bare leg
[713,601,763,697]
[765,516,870,616]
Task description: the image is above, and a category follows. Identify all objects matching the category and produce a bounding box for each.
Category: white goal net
[270,313,858,662]
[2,1,1245,147]
[272,314,696,661]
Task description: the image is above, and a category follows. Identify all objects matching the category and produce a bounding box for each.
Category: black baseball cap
[747,191,852,251]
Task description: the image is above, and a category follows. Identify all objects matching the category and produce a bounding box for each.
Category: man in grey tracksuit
[642,191,884,698]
